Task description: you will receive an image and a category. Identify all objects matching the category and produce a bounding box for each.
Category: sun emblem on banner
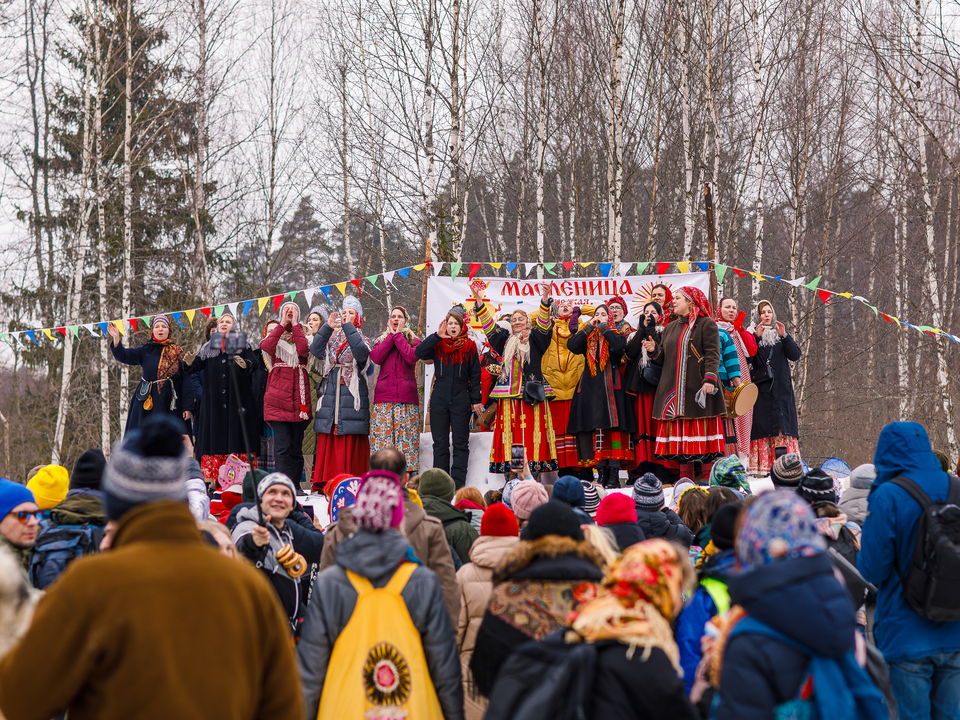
[630,280,676,317]
[363,642,411,708]
[464,279,501,328]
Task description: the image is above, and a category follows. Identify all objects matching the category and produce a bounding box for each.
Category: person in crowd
[632,472,694,546]
[369,306,422,474]
[0,479,39,574]
[475,283,558,476]
[650,283,675,324]
[454,486,486,533]
[838,463,875,526]
[582,479,604,519]
[536,289,590,476]
[320,448,461,626]
[606,294,634,334]
[668,476,697,512]
[644,287,726,479]
[567,303,636,488]
[456,503,520,720]
[260,302,312,488]
[301,307,327,484]
[253,319,279,473]
[199,519,242,560]
[715,297,756,461]
[25,464,68,512]
[711,491,882,720]
[232,472,323,637]
[298,468,463,720]
[185,458,211,521]
[676,502,740,694]
[416,306,482,487]
[677,486,711,549]
[709,454,752,496]
[0,415,302,720]
[551,475,594,524]
[187,311,260,482]
[310,296,372,488]
[749,300,802,474]
[0,544,38,661]
[509,479,549,530]
[596,492,645,551]
[470,501,605,697]
[418,468,478,566]
[770,451,805,489]
[859,421,960,720]
[107,315,194,433]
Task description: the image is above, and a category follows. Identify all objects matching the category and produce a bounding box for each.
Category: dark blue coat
[309,323,371,435]
[749,334,801,440]
[715,553,857,720]
[111,340,193,433]
[635,506,694,547]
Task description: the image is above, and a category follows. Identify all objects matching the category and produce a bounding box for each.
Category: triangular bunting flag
[817,289,832,304]
[524,263,538,277]
[185,309,197,325]
[128,319,138,332]
[114,321,125,335]
[696,262,710,272]
[544,263,557,276]
[836,292,852,299]
[170,312,185,328]
[490,263,502,270]
[580,262,594,268]
[241,301,254,317]
[851,295,868,303]
[335,282,348,297]
[468,263,481,280]
[765,275,783,281]
[69,326,79,339]
[450,262,463,280]
[272,294,284,312]
[749,272,765,281]
[412,264,426,272]
[383,271,396,288]
[562,261,575,272]
[636,262,650,274]
[599,262,612,277]
[96,322,109,336]
[55,327,66,337]
[26,330,38,345]
[226,302,239,318]
[320,286,332,301]
[784,276,807,287]
[43,329,54,341]
[286,291,299,302]
[676,262,690,274]
[365,276,380,290]
[214,305,226,318]
[200,307,212,319]
[257,298,269,315]
[619,263,631,276]
[397,268,411,279]
[656,263,670,274]
[804,275,822,290]
[433,262,445,276]
[303,289,315,307]
[83,324,97,336]
[506,262,517,273]
[350,279,363,296]
[715,264,728,284]
[868,305,878,316]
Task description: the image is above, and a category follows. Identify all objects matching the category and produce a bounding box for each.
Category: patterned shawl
[661,287,713,419]
[153,339,185,388]
[322,325,372,412]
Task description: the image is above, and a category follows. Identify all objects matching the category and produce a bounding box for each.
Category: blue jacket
[676,550,736,694]
[858,421,960,663]
[716,553,857,720]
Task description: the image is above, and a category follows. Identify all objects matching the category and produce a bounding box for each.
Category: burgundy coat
[369,333,421,405]
[260,323,312,423]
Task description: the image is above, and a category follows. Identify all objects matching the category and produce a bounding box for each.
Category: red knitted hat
[596,492,638,526]
[481,502,520,537]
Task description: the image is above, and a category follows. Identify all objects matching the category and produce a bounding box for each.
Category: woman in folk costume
[300,307,328,483]
[260,301,312,487]
[749,300,801,474]
[369,306,422,475]
[108,315,193,434]
[715,298,756,462]
[533,283,591,476]
[567,303,637,488]
[607,295,634,334]
[650,283,675,324]
[471,284,558,475]
[187,311,260,481]
[643,286,727,478]
[310,296,372,489]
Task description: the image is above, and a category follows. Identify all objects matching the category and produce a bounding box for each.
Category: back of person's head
[677,487,710,534]
[709,502,740,551]
[454,486,485,508]
[102,415,190,522]
[633,472,664,511]
[242,469,269,504]
[933,449,951,473]
[370,448,406,478]
[480,503,519,537]
[770,452,804,489]
[874,421,943,484]
[520,501,585,541]
[418,468,455,502]
[596,492,637,526]
[848,463,876,490]
[552,476,585,509]
[352,469,404,533]
[511,480,549,521]
[26,465,69,511]
[706,486,741,521]
[71,449,106,491]
[797,469,838,508]
[736,490,825,571]
[581,481,603,518]
[405,473,420,491]
[483,489,502,506]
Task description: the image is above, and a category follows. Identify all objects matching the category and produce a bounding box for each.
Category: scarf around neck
[435,334,475,366]
[152,339,185,385]
[586,325,614,377]
[322,325,371,412]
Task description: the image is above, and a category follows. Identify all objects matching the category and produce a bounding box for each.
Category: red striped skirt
[490,398,559,474]
[655,416,726,462]
[549,399,582,469]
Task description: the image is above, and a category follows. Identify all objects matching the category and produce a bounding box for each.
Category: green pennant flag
[140,316,152,329]
[286,291,299,302]
[544,262,557,276]
[636,262,650,274]
[714,264,728,284]
[450,262,463,280]
[365,275,380,289]
[214,305,226,318]
[804,275,822,291]
[69,326,80,339]
[868,305,879,316]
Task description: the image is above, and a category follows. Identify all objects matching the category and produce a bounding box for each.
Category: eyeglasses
[7,510,42,524]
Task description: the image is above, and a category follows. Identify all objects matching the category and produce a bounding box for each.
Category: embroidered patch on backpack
[363,642,411,708]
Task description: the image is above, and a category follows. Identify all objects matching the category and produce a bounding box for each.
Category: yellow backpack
[318,562,444,720]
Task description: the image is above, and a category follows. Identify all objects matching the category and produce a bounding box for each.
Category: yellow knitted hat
[26,465,69,510]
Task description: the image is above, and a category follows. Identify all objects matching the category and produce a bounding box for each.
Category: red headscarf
[715,296,757,356]
[607,295,628,314]
[675,286,713,325]
[652,284,675,324]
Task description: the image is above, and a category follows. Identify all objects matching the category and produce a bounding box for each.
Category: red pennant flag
[731,267,749,277]
[562,261,575,272]
[350,279,363,296]
[128,318,138,331]
[656,263,670,274]
[468,263,481,280]
[56,327,67,337]
[272,294,284,312]
[200,307,212,318]
[881,313,894,324]
[817,289,832,304]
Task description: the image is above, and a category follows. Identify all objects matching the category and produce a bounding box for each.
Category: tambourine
[724,382,758,418]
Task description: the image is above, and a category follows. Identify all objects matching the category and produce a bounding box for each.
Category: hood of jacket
[468,535,519,569]
[335,528,410,586]
[872,421,947,492]
[493,534,604,584]
[728,552,856,657]
[52,489,106,526]
[635,506,672,536]
[606,522,645,551]
[421,494,471,524]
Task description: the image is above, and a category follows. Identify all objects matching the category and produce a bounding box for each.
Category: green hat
[418,468,456,502]
[243,469,269,504]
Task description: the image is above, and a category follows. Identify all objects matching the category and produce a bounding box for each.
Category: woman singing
[715,297,756,462]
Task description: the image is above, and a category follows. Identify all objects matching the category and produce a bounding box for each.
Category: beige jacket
[456,535,520,720]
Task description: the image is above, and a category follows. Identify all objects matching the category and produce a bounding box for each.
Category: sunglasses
[7,510,42,524]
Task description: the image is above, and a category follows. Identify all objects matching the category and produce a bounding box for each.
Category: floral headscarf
[736,490,826,571]
[675,286,714,326]
[569,539,688,670]
[709,455,751,495]
[149,316,184,384]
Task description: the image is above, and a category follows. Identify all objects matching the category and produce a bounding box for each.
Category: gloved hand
[568,307,582,334]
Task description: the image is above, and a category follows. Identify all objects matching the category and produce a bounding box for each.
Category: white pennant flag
[226,302,239,318]
[10,332,24,348]
[302,289,315,307]
[383,271,396,289]
[851,295,868,303]
[783,276,807,287]
[433,262,445,276]
[83,324,98,336]
[619,262,631,276]
[524,262,538,277]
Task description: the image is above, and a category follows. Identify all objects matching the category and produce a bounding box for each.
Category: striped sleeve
[534,301,552,332]
[717,330,740,385]
[475,301,497,336]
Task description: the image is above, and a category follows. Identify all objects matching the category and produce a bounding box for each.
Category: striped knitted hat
[581,480,602,518]
[633,472,664,510]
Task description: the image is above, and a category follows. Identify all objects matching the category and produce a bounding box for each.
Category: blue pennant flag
[696,262,710,272]
[96,322,110,337]
[170,312,185,328]
[506,262,517,273]
[397,268,411,279]
[26,330,39,345]
[320,286,332,300]
[242,300,254,316]
[599,262,612,277]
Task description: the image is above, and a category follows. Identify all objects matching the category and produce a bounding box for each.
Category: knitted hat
[668,477,696,512]
[552,476,585,509]
[710,502,740,551]
[581,481,602,518]
[26,465,69,511]
[152,315,171,330]
[243,469,269,504]
[102,415,189,521]
[797,469,838,506]
[71,449,106,491]
[256,472,297,501]
[447,304,467,320]
[481,503,520,537]
[277,301,300,323]
[633,473,664,510]
[596,493,638,526]
[0,479,35,518]
[737,490,825,571]
[511,480,549,520]
[352,470,403,532]
[848,464,876,490]
[521,501,584,541]
[342,296,364,319]
[771,452,804,488]
[709,455,750,495]
[419,468,456,502]
[607,295,628,313]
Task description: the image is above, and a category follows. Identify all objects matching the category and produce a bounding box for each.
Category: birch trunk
[646,0,673,260]
[340,65,355,277]
[423,0,438,268]
[748,0,765,297]
[119,0,134,435]
[449,0,463,260]
[679,0,695,259]
[93,0,110,455]
[514,42,533,268]
[607,0,625,265]
[191,0,211,299]
[533,0,549,279]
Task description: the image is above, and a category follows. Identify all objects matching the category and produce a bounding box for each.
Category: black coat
[635,506,694,547]
[484,313,550,387]
[416,333,481,406]
[566,327,636,434]
[604,522,646,551]
[749,334,801,440]
[623,326,662,395]
[188,345,259,457]
[310,323,371,435]
[250,349,269,430]
[111,340,193,433]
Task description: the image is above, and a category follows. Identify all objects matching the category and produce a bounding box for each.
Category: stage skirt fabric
[575,429,634,466]
[750,434,800,474]
[654,416,726,463]
[549,398,582,469]
[370,402,421,477]
[201,454,258,483]
[312,427,370,490]
[490,398,559,474]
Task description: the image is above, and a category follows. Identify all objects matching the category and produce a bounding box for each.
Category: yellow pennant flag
[676,261,690,274]
[412,263,426,272]
[489,263,502,270]
[112,320,125,335]
[749,272,766,281]
[335,282,348,297]
[257,297,270,315]
[43,329,54,341]
[836,292,852,298]
[184,309,196,326]
[580,262,594,268]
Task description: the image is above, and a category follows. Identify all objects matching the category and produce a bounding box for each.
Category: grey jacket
[298,528,464,720]
[310,323,371,435]
[838,486,869,526]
